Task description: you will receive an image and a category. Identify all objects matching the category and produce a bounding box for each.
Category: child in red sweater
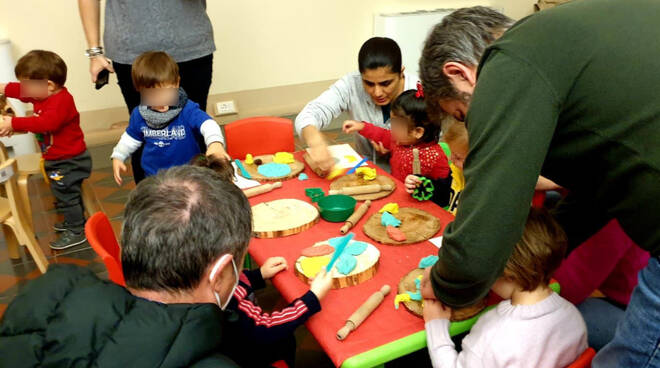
[343,84,451,205]
[0,50,91,250]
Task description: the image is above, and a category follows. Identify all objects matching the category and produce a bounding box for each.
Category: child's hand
[421,266,436,300]
[423,298,452,322]
[206,142,231,161]
[370,140,390,155]
[0,116,14,137]
[260,256,288,280]
[309,269,333,300]
[342,120,365,134]
[112,159,127,186]
[405,175,421,193]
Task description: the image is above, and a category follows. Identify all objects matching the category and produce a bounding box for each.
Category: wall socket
[214,100,238,116]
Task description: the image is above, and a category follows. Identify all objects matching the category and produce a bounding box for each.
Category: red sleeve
[553,220,634,304]
[429,146,450,179]
[359,122,393,150]
[11,109,68,134]
[3,82,35,103]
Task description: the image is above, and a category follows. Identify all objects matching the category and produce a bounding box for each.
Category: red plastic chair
[85,212,126,286]
[224,117,295,159]
[566,347,596,368]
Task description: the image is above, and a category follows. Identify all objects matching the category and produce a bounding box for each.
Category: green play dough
[335,252,357,275]
[419,255,439,269]
[257,162,292,177]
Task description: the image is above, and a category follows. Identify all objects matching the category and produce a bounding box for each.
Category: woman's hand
[89,55,114,83]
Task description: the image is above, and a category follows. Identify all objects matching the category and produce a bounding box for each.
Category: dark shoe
[49,230,87,250]
[53,221,69,232]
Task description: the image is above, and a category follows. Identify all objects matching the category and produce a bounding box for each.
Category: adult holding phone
[296,37,418,174]
[78,0,217,183]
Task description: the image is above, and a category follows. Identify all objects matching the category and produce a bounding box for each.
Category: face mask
[209,254,239,310]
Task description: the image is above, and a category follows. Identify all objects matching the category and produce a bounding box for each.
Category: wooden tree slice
[330,173,396,200]
[363,207,441,245]
[397,268,487,321]
[252,199,319,238]
[294,239,380,289]
[239,154,305,182]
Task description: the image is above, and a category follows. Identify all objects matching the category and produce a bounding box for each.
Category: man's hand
[405,175,422,194]
[309,268,333,300]
[370,140,390,155]
[260,256,288,280]
[90,55,114,83]
[0,116,14,137]
[112,158,127,186]
[423,298,452,322]
[342,120,365,134]
[206,142,231,161]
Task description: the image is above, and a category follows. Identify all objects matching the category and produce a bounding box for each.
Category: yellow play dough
[378,202,399,214]
[300,255,331,278]
[245,154,254,165]
[394,293,412,309]
[344,155,358,163]
[273,152,295,164]
[356,167,377,181]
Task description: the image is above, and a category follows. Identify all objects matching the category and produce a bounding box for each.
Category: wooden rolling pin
[340,200,371,234]
[329,184,393,196]
[412,148,421,175]
[336,284,391,341]
[243,182,282,198]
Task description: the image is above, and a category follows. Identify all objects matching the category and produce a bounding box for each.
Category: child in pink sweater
[423,208,587,368]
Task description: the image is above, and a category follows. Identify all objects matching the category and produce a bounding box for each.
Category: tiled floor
[0,128,361,367]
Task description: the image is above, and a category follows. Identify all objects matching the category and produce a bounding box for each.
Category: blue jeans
[593,256,660,368]
[577,298,625,351]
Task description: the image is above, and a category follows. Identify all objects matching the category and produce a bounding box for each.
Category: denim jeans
[577,298,625,351]
[593,256,660,367]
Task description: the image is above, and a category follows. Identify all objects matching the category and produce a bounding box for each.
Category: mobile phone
[95,69,110,90]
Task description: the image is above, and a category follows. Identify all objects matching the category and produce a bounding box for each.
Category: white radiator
[374,9,455,78]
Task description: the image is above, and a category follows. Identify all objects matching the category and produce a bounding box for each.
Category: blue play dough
[298,173,309,181]
[327,237,368,256]
[407,290,422,301]
[419,255,439,269]
[381,212,401,227]
[257,162,292,178]
[335,252,358,275]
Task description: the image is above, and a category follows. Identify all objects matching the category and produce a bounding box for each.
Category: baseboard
[79,78,337,146]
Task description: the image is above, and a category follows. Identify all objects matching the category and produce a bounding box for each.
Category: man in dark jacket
[0,165,252,367]
[419,2,660,367]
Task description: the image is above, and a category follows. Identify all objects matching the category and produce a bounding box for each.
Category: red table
[246,152,454,367]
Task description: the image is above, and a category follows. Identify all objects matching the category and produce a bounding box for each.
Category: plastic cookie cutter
[412,176,434,201]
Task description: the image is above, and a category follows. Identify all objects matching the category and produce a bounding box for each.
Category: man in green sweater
[419,2,660,366]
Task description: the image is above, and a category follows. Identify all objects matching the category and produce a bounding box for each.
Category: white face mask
[209,255,239,310]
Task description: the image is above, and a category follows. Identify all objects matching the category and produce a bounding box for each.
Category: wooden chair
[224,117,295,159]
[0,140,101,233]
[0,159,48,273]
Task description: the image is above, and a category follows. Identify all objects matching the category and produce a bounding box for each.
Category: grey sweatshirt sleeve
[294,75,353,136]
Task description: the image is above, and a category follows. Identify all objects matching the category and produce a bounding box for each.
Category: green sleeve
[431,51,561,307]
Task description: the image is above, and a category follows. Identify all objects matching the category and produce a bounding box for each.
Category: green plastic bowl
[315,194,356,222]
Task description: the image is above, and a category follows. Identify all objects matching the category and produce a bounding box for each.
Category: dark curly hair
[391,89,440,144]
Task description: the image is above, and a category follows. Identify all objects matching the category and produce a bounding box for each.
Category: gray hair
[419,7,514,107]
[121,165,252,292]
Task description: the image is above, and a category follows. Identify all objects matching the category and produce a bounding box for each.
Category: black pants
[113,54,214,183]
[44,151,92,233]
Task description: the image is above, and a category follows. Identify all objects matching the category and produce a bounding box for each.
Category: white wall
[0,0,533,113]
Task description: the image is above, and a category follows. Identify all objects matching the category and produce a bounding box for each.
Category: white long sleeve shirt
[425,292,588,368]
